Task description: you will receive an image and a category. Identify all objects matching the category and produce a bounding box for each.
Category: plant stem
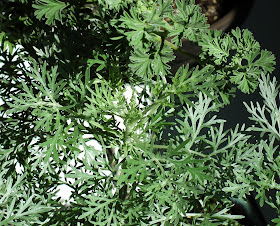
[223,64,241,72]
[164,39,202,64]
[155,35,203,65]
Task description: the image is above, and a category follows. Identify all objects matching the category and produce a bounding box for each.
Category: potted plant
[0,0,279,225]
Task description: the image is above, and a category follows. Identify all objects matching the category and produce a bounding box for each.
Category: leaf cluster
[0,0,279,225]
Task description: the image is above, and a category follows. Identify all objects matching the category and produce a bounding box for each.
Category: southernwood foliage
[0,0,279,225]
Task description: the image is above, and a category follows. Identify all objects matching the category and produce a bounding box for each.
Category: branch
[154,34,203,65]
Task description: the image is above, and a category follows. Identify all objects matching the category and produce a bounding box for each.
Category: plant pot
[211,0,255,31]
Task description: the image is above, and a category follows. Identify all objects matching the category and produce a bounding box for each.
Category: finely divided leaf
[33,0,68,25]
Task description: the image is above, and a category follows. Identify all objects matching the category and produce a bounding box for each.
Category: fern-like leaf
[33,0,69,25]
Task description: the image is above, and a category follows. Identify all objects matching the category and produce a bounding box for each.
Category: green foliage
[168,0,209,44]
[32,0,69,25]
[0,0,279,225]
[0,160,53,224]
[199,28,276,93]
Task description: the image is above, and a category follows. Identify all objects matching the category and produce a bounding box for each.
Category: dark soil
[195,0,224,24]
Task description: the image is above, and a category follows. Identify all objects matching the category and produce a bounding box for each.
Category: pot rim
[210,6,238,31]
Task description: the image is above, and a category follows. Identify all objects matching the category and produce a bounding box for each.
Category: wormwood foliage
[0,0,279,225]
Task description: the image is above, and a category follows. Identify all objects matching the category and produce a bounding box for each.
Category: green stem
[155,35,203,65]
[164,39,202,64]
[223,64,241,72]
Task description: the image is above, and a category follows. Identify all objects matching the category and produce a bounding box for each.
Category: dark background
[243,0,280,79]
[220,0,280,224]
